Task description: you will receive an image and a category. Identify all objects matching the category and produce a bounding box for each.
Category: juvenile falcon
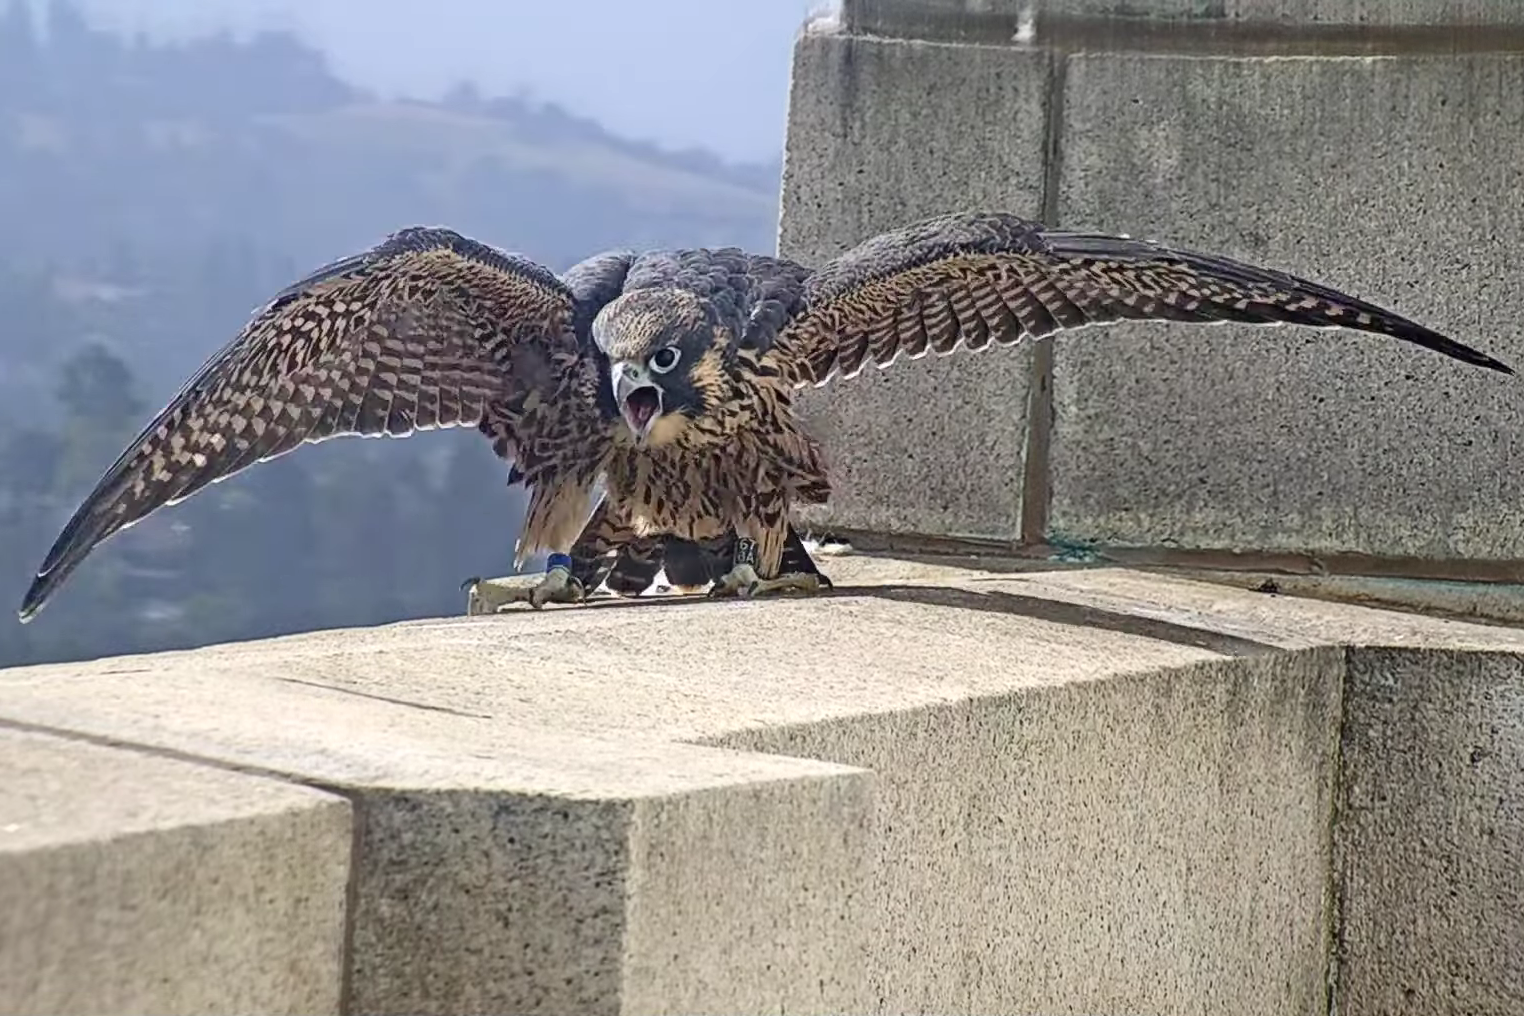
[17,211,1513,621]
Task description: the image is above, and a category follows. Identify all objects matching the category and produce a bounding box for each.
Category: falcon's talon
[463,567,585,615]
[708,563,761,599]
[743,571,830,599]
[708,564,828,600]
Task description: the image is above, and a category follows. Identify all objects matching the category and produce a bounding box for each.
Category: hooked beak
[612,361,663,441]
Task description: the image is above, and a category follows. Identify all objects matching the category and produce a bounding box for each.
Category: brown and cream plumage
[19,211,1513,620]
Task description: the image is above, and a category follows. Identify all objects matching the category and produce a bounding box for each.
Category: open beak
[612,361,663,441]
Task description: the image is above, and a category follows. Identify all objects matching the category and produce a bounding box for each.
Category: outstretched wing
[767,211,1514,387]
[20,227,593,621]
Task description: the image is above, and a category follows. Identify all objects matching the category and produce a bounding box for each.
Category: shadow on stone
[841,583,1285,657]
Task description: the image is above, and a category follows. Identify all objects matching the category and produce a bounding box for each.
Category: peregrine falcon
[16,211,1513,621]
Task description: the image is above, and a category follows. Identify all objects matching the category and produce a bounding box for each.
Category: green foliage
[0,1,779,666]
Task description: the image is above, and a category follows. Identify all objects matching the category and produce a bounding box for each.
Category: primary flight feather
[20,211,1512,620]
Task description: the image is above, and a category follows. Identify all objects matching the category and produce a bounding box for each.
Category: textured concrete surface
[844,0,1524,31]
[1335,648,1524,1016]
[959,560,1524,651]
[1048,52,1524,560]
[1173,568,1524,626]
[0,727,350,1016]
[779,31,1049,542]
[782,13,1524,570]
[719,647,1343,1014]
[6,554,1524,1013]
[619,777,873,1015]
[1231,0,1524,22]
[1039,0,1524,23]
[1047,51,1524,560]
[0,676,871,1015]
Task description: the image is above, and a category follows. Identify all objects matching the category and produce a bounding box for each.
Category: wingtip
[1464,346,1515,376]
[17,580,47,625]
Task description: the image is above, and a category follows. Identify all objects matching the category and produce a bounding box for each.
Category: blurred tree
[54,340,145,500]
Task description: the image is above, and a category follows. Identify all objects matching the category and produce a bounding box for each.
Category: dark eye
[648,346,680,374]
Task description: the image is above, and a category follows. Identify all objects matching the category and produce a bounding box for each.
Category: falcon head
[594,289,724,446]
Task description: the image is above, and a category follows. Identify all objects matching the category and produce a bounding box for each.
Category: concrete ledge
[716,645,1344,1013]
[0,674,871,1015]
[0,728,351,1016]
[3,553,1522,1013]
[1335,648,1524,1015]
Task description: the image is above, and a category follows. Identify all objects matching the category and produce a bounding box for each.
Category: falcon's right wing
[764,211,1514,388]
[20,227,600,621]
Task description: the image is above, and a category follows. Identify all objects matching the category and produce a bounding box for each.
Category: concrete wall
[780,0,1524,581]
[3,558,1522,1014]
[1335,648,1524,1016]
[844,0,1524,32]
[716,648,1344,1014]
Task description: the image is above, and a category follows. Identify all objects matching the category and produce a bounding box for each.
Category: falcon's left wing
[765,211,1513,387]
[19,227,606,622]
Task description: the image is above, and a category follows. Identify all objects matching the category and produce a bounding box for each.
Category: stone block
[8,558,1524,1012]
[1335,648,1524,1016]
[1232,0,1524,22]
[346,764,873,1016]
[0,558,1362,1014]
[843,0,1524,34]
[717,647,1344,1014]
[1049,51,1524,560]
[778,30,1051,542]
[0,728,350,1016]
[0,664,874,1016]
[989,563,1524,652]
[619,777,874,1015]
[1036,0,1524,23]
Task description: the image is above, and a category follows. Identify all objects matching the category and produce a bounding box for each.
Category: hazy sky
[69,0,829,161]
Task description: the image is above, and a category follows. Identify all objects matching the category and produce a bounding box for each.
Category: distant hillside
[0,3,781,265]
[0,0,781,410]
[0,92,780,274]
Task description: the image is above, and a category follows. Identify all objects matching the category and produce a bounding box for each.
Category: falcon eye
[648,346,680,374]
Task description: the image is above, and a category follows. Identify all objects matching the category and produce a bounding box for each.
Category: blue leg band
[546,552,573,572]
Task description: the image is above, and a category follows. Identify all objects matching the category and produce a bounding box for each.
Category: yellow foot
[750,571,831,597]
[707,563,759,599]
[707,565,831,600]
[461,567,586,614]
